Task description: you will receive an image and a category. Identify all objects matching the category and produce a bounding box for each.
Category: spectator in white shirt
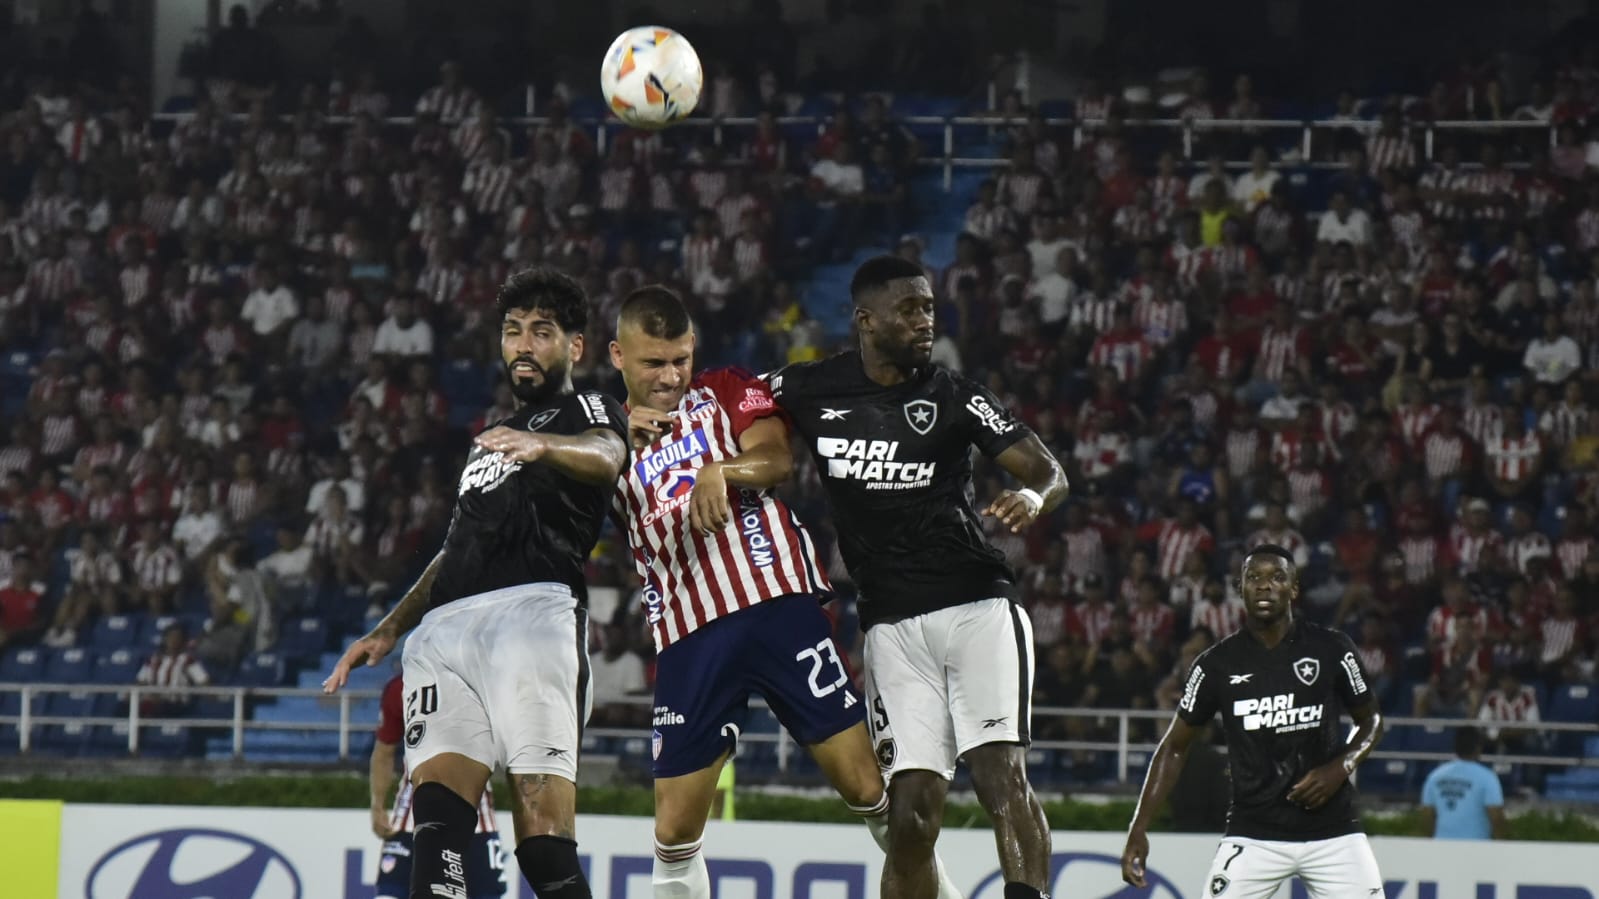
[371,293,435,359]
[1523,313,1583,384]
[1031,245,1079,328]
[1232,146,1281,212]
[1316,191,1372,247]
[240,265,299,340]
[305,454,366,516]
[1258,369,1310,428]
[259,525,315,602]
[172,487,226,562]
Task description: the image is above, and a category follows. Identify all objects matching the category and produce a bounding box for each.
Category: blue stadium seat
[192,696,234,721]
[238,652,286,687]
[0,723,20,755]
[1548,684,1599,723]
[37,722,91,755]
[1405,724,1455,755]
[44,689,107,717]
[142,724,192,757]
[42,648,93,683]
[138,614,186,647]
[94,649,143,685]
[0,647,45,682]
[278,617,329,660]
[0,691,19,717]
[89,723,133,757]
[90,614,143,651]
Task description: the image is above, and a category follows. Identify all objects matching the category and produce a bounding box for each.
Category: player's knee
[887,778,942,850]
[412,781,476,831]
[653,812,708,848]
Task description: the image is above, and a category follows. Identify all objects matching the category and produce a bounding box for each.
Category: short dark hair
[617,285,692,339]
[1245,544,1298,570]
[850,255,928,307]
[1454,725,1483,757]
[497,267,588,335]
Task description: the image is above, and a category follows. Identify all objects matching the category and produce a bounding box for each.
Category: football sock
[652,838,711,899]
[850,796,964,899]
[408,782,475,899]
[1004,883,1050,899]
[515,835,591,898]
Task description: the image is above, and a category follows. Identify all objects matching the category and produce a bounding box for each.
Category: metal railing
[3,683,1593,787]
[149,109,1559,192]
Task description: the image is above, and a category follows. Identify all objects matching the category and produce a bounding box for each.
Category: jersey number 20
[795,639,849,699]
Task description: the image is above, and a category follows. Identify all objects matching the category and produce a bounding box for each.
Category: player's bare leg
[965,742,1052,898]
[651,750,728,898]
[507,771,590,898]
[881,770,949,899]
[409,752,493,899]
[808,723,964,898]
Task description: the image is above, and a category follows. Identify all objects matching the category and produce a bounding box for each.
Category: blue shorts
[375,831,506,899]
[651,593,866,778]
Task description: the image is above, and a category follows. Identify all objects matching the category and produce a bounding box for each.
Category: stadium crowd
[0,10,1596,776]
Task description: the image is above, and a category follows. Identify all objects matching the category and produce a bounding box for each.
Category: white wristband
[1016,488,1044,513]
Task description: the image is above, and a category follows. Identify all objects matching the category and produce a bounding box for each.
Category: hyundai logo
[969,851,1183,899]
[86,828,302,899]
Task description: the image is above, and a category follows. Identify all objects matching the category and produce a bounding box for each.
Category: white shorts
[1202,833,1384,899]
[401,583,591,782]
[862,596,1034,780]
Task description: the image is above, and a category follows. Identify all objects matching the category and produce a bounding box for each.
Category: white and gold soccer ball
[599,26,703,129]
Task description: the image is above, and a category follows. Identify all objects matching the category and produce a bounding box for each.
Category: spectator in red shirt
[0,551,42,648]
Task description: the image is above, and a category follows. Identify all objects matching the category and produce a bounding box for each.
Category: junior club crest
[1293,656,1321,686]
[903,399,937,435]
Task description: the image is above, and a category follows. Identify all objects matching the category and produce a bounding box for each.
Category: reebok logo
[981,717,1008,729]
[540,875,581,892]
[1229,674,1253,684]
[545,747,568,758]
[1233,693,1324,733]
[820,408,851,420]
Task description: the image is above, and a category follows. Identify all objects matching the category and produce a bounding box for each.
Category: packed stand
[0,36,924,744]
[932,66,1599,784]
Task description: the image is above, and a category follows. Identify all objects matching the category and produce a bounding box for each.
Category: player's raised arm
[474,421,628,486]
[323,549,444,693]
[690,415,793,535]
[985,434,1070,532]
[1121,713,1202,887]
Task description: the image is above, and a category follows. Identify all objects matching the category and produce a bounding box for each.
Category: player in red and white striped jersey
[371,675,504,899]
[608,286,960,899]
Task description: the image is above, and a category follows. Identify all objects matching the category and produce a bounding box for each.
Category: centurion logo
[966,395,1015,436]
[637,429,710,482]
[457,451,520,494]
[1233,693,1325,732]
[816,437,935,489]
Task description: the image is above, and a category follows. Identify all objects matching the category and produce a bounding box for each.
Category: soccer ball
[600,26,703,129]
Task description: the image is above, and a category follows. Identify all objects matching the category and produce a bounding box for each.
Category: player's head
[497,267,588,404]
[850,255,935,369]
[611,285,695,411]
[1454,725,1484,759]
[1238,544,1299,624]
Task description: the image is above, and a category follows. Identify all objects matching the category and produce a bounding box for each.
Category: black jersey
[771,352,1032,627]
[1176,618,1377,842]
[429,389,627,608]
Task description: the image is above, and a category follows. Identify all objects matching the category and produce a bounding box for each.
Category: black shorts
[375,831,508,899]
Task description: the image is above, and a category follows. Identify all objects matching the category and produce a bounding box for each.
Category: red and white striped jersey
[1540,616,1580,664]
[1422,429,1472,481]
[131,540,182,592]
[1133,295,1188,347]
[1555,535,1593,578]
[1393,403,1439,450]
[1484,431,1543,482]
[1061,525,1107,588]
[1427,603,1491,655]
[1366,132,1416,173]
[1138,519,1215,581]
[614,368,830,651]
[1478,685,1540,727]
[1246,527,1309,566]
[1288,468,1330,514]
[1070,600,1115,647]
[1399,534,1444,585]
[1539,402,1590,448]
[1255,323,1307,382]
[1129,602,1175,646]
[1191,595,1246,638]
[1449,524,1503,573]
[1088,329,1153,382]
[378,677,496,833]
[1225,427,1264,480]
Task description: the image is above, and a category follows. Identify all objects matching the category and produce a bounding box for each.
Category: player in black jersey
[325,269,628,899]
[1121,545,1387,898]
[771,256,1069,899]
